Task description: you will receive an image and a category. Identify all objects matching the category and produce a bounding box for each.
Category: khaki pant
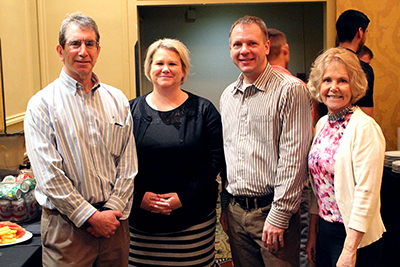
[41,208,130,267]
[226,202,301,267]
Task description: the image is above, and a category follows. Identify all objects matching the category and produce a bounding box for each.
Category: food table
[0,210,41,267]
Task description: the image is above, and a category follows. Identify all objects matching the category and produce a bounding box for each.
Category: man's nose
[78,44,89,56]
[240,44,250,54]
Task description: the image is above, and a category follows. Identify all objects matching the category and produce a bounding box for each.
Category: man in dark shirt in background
[318,9,374,118]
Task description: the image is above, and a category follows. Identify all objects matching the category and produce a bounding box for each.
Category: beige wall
[337,0,400,151]
[0,0,335,133]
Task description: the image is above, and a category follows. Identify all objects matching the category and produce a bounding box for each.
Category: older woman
[306,47,385,267]
[128,38,224,266]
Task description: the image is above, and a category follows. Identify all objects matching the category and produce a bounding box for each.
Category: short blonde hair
[307,47,367,104]
[144,38,190,85]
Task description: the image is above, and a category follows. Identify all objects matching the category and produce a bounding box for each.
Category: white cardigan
[309,108,386,248]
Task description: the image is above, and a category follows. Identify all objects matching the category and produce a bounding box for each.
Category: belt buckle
[245,197,258,210]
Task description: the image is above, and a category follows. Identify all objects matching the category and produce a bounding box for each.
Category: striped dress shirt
[220,63,312,229]
[24,70,138,227]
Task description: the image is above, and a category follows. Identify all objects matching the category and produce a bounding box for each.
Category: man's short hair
[229,15,268,43]
[336,10,370,43]
[267,28,287,61]
[59,12,100,49]
[357,45,373,59]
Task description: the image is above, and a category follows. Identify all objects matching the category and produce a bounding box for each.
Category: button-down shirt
[220,63,312,229]
[24,69,137,227]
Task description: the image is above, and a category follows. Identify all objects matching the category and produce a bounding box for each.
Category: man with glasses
[24,12,137,266]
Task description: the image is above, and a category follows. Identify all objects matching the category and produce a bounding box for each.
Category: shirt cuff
[267,207,293,229]
[69,202,97,228]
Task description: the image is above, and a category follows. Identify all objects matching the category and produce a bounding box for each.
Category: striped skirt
[129,211,216,267]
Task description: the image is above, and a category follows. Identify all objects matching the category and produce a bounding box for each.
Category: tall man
[24,12,137,266]
[337,9,374,117]
[267,28,312,267]
[220,16,312,267]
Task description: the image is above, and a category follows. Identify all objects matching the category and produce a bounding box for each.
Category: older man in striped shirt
[220,16,312,267]
[24,12,137,266]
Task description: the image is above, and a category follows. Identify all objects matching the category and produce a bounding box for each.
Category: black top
[355,60,374,107]
[128,91,224,233]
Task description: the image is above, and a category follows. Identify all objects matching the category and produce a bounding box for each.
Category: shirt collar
[231,63,274,94]
[328,105,355,122]
[60,69,101,95]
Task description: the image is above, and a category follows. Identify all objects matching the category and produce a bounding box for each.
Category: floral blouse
[308,106,354,223]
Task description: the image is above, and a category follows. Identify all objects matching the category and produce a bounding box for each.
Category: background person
[317,10,374,119]
[128,38,224,267]
[267,28,312,267]
[306,47,385,267]
[220,16,312,267]
[357,45,373,64]
[24,12,137,266]
[337,9,374,117]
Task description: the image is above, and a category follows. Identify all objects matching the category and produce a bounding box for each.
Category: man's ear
[265,40,270,56]
[357,27,364,39]
[56,44,64,62]
[282,44,289,55]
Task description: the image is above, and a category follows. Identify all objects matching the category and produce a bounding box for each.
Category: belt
[229,194,274,210]
[92,202,107,211]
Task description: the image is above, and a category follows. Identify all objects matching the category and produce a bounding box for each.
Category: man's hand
[262,220,285,252]
[86,210,122,238]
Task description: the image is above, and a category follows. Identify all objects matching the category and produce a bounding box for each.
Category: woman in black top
[128,38,224,266]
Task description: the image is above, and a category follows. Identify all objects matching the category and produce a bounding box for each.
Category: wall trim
[6,112,25,126]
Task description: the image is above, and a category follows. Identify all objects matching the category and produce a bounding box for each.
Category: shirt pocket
[103,122,127,158]
[249,114,273,142]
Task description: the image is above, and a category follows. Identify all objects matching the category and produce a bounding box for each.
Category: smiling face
[230,23,270,83]
[56,23,100,84]
[150,48,185,91]
[320,62,353,114]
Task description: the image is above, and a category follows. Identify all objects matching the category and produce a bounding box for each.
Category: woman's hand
[306,233,317,267]
[337,247,357,267]
[141,192,172,214]
[336,228,364,267]
[306,214,318,267]
[157,193,182,214]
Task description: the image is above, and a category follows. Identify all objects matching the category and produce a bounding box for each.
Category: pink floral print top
[308,106,354,223]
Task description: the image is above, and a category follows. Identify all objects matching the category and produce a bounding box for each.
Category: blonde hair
[144,38,190,85]
[307,47,367,103]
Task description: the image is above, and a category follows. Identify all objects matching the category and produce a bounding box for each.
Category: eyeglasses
[66,39,99,50]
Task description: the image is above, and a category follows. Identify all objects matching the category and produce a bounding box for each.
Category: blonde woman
[128,38,224,266]
[306,47,385,267]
